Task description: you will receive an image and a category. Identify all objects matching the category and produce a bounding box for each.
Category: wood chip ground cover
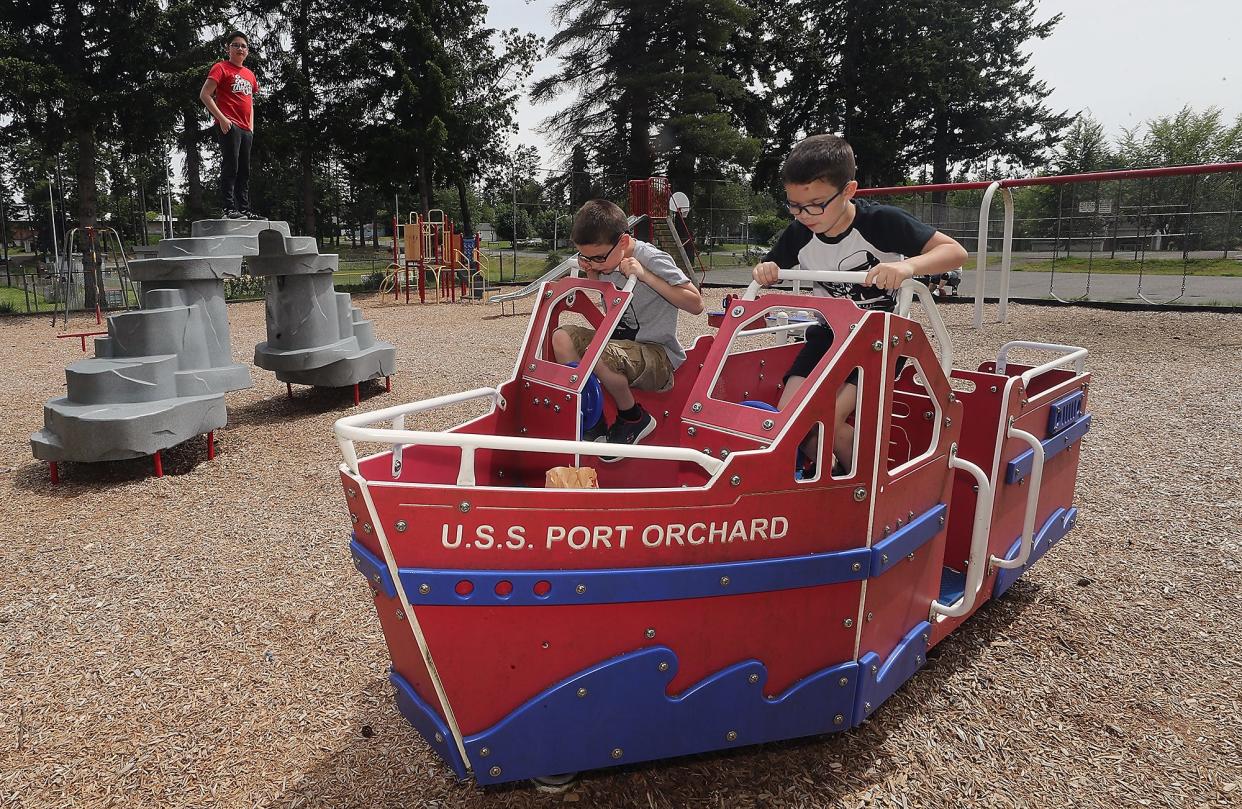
[0,296,1238,808]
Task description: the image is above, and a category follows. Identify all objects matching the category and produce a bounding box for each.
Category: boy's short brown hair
[571,199,629,245]
[781,134,856,190]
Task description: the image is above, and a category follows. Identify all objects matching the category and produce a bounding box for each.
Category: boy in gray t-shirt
[551,199,704,458]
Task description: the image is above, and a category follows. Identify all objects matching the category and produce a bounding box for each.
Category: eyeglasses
[229,43,249,49]
[786,186,846,216]
[577,232,624,265]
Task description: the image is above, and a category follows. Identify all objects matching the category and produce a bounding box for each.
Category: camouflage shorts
[559,324,674,392]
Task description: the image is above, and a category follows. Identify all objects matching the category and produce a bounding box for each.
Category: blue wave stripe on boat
[993,506,1078,597]
[390,670,468,780]
[854,621,931,725]
[462,647,859,785]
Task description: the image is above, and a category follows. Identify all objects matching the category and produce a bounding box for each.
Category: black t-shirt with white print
[763,199,937,311]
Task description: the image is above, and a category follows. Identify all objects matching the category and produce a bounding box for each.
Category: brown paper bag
[544,466,600,489]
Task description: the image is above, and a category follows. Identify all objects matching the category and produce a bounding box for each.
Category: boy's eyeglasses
[577,232,624,265]
[786,186,845,216]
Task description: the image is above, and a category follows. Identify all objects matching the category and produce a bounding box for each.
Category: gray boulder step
[157,235,260,258]
[65,355,180,404]
[129,255,244,281]
[31,392,227,462]
[192,219,291,238]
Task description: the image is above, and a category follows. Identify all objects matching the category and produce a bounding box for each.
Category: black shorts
[784,324,907,387]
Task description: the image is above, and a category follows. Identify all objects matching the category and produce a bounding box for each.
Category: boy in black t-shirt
[752,135,968,471]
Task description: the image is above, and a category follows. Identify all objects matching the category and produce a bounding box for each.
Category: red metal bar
[353,382,360,406]
[385,375,391,392]
[286,382,293,399]
[854,161,1242,198]
[207,430,215,460]
[49,461,59,485]
[153,450,163,478]
[56,331,108,352]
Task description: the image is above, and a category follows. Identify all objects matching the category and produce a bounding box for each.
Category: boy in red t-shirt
[199,31,259,219]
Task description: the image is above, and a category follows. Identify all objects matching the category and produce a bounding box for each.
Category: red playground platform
[334,268,1091,786]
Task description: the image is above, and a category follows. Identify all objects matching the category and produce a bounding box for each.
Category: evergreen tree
[0,0,165,305]
[764,0,1067,191]
[534,0,760,193]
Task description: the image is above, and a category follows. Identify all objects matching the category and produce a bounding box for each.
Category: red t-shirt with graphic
[207,61,258,131]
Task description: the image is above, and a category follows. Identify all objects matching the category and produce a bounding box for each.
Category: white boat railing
[334,387,726,485]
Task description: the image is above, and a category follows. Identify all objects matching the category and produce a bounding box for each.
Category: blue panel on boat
[462,647,859,785]
[869,504,947,577]
[993,506,1078,597]
[1006,413,1092,484]
[390,669,468,780]
[350,537,396,599]
[853,621,931,725]
[394,546,872,607]
[938,567,966,606]
[1047,390,1084,435]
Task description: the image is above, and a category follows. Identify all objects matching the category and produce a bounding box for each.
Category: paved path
[699,266,1242,307]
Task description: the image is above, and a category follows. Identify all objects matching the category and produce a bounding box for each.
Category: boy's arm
[199,78,230,132]
[865,232,968,290]
[618,243,705,315]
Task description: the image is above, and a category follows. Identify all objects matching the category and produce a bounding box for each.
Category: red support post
[385,375,391,392]
[353,382,360,406]
[153,450,163,478]
[286,382,293,399]
[206,430,215,460]
[49,461,59,485]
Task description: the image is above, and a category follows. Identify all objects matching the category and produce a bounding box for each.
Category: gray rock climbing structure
[250,229,396,393]
[31,285,230,467]
[30,218,281,476]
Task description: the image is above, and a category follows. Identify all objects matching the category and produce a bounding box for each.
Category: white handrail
[895,279,954,375]
[972,182,1016,328]
[990,424,1045,572]
[931,452,995,620]
[742,269,872,300]
[335,388,502,472]
[995,341,1089,385]
[334,388,725,480]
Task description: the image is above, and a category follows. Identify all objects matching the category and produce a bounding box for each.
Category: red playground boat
[334,267,1091,786]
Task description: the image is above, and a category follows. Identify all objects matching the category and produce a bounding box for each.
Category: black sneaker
[241,210,264,220]
[582,418,610,442]
[223,208,246,220]
[599,411,657,463]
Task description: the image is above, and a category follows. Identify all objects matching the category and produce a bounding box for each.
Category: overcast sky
[485,0,1242,169]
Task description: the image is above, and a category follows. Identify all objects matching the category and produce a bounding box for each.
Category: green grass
[0,283,53,313]
[965,256,1242,276]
